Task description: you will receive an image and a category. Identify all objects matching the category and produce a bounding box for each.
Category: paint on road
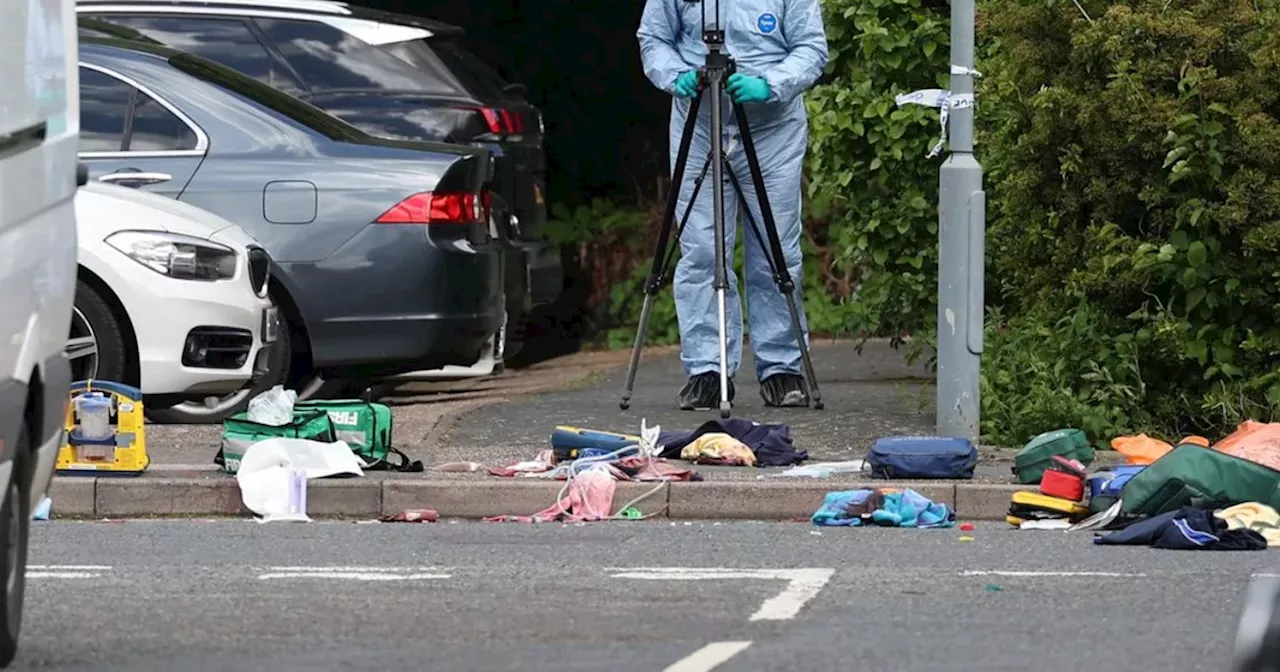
[609,567,835,621]
[961,570,1147,578]
[257,566,452,581]
[27,565,111,579]
[663,641,752,672]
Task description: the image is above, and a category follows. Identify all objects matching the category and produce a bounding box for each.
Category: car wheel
[0,426,32,667]
[67,281,129,384]
[144,307,293,425]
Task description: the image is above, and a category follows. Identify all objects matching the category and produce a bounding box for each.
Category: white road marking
[257,566,451,581]
[961,570,1146,578]
[663,641,752,672]
[27,565,112,579]
[610,567,835,621]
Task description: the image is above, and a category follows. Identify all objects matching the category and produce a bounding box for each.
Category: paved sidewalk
[143,348,638,466]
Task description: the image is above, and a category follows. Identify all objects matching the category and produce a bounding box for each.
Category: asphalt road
[17,520,1273,671]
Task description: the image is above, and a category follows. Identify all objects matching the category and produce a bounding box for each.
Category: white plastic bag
[236,437,364,522]
[246,385,297,426]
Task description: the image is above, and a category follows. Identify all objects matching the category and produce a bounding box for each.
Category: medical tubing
[550,443,670,520]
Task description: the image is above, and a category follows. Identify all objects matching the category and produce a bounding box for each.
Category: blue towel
[812,488,956,528]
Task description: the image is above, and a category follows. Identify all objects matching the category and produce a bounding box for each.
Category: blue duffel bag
[867,436,978,479]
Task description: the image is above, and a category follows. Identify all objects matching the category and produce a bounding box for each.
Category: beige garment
[1215,502,1280,547]
[680,433,757,467]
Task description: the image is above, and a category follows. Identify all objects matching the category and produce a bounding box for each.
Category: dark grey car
[76,38,503,418]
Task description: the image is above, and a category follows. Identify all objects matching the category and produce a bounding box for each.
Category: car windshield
[167,52,368,142]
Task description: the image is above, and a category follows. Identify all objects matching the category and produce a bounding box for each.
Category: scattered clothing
[659,418,808,466]
[812,488,956,529]
[680,433,757,467]
[487,466,618,523]
[612,456,701,482]
[1095,506,1268,550]
[1216,502,1280,547]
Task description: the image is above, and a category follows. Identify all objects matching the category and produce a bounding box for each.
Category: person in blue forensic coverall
[637,0,829,411]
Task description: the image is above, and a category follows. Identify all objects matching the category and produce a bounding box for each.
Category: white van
[0,0,81,665]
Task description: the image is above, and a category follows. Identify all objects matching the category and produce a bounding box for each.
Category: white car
[71,181,281,424]
[0,0,80,664]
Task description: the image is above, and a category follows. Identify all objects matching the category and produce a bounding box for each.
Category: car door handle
[99,172,172,186]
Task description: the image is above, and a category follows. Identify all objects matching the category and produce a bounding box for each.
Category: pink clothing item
[487,467,617,523]
[615,456,699,481]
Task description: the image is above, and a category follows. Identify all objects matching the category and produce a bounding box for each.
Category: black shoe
[760,373,809,407]
[678,372,735,411]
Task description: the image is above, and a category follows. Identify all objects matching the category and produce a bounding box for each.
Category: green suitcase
[1013,428,1095,484]
[1120,444,1280,517]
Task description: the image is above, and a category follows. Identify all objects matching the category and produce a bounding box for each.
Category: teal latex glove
[673,71,699,98]
[726,73,771,103]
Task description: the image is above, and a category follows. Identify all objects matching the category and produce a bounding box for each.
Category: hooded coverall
[637,0,828,385]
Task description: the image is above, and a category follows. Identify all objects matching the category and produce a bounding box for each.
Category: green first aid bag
[1120,444,1280,517]
[293,399,422,472]
[217,409,335,474]
[1013,428,1095,484]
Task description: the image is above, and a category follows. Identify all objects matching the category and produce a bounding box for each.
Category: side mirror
[76,162,89,187]
[502,82,529,97]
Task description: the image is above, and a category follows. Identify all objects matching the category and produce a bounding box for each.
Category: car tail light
[375,191,488,225]
[455,106,525,136]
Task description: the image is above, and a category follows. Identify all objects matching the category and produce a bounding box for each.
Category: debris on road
[34,497,51,521]
[811,488,955,528]
[382,509,440,523]
[769,459,867,479]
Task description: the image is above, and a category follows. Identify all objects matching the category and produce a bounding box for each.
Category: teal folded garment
[812,488,955,528]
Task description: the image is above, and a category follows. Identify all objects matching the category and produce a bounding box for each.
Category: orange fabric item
[1111,434,1174,466]
[1179,435,1210,447]
[1212,421,1280,471]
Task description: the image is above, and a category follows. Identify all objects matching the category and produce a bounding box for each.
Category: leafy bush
[805,0,951,342]
[975,0,1280,443]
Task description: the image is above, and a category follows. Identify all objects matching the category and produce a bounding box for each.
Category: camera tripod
[619,23,823,418]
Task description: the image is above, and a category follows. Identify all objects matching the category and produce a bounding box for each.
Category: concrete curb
[48,476,1036,521]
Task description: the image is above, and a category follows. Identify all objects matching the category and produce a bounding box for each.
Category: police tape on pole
[894,0,984,442]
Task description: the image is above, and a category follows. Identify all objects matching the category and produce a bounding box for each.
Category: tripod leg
[707,78,733,419]
[620,92,704,410]
[729,102,824,410]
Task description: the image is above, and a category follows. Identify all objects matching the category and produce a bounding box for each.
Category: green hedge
[976,0,1280,443]
[547,0,1280,445]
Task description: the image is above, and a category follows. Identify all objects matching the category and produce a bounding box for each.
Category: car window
[79,67,130,152]
[253,18,463,95]
[409,37,511,101]
[167,52,368,143]
[79,66,201,153]
[85,15,304,93]
[128,92,199,152]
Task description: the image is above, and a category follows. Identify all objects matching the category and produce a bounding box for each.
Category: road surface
[18,520,1272,671]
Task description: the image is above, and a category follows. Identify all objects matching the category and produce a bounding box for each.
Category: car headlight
[105,231,237,281]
